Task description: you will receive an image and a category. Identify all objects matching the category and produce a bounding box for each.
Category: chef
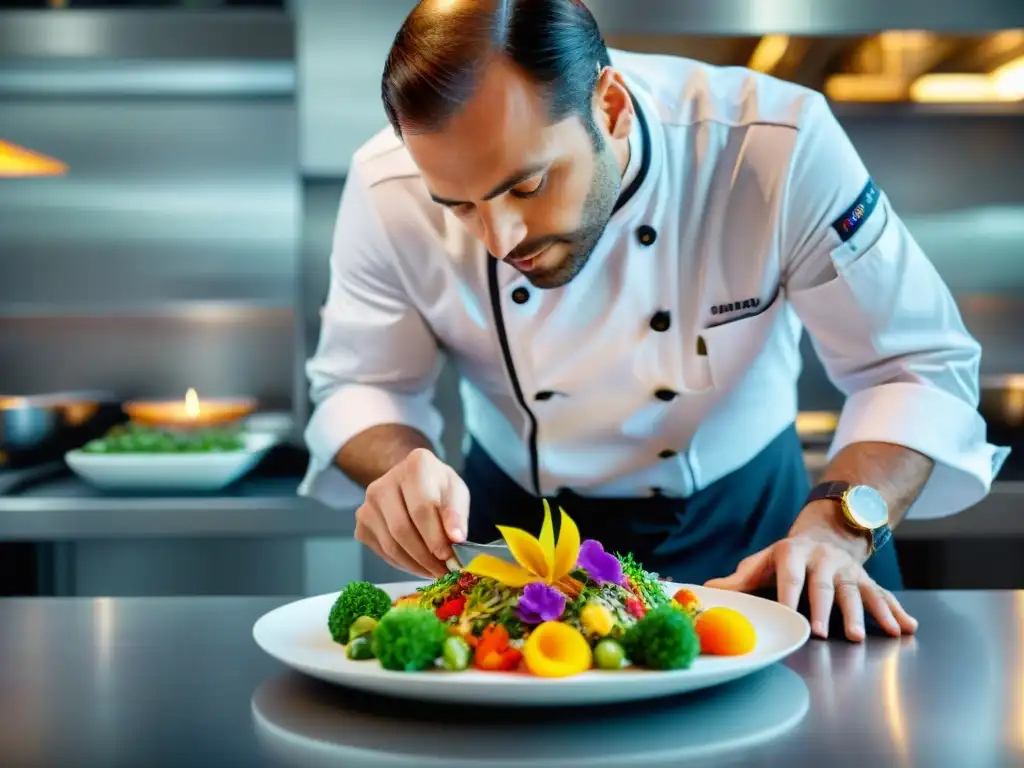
[300,0,1008,642]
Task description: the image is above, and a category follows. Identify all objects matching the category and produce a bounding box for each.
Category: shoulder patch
[831,178,880,243]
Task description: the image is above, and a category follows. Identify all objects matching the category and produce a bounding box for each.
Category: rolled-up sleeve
[780,93,1010,520]
[299,166,444,509]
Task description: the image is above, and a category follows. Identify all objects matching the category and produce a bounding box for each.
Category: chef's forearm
[792,441,934,545]
[334,424,434,488]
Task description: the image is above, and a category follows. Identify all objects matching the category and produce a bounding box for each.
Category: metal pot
[0,391,124,469]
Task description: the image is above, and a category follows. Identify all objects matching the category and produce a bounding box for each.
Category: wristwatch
[805,481,892,557]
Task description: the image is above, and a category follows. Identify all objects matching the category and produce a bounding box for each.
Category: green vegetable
[327,581,393,644]
[345,636,375,660]
[81,424,245,454]
[462,579,526,639]
[415,571,461,609]
[349,615,379,641]
[371,606,448,672]
[441,635,472,671]
[593,638,626,670]
[615,552,670,609]
[623,604,700,670]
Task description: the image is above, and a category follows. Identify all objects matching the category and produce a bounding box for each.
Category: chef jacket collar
[618,96,644,197]
[612,84,654,216]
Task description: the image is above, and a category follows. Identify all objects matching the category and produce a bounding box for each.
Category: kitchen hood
[0,139,67,178]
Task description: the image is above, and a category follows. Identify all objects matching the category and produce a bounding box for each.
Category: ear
[593,66,633,141]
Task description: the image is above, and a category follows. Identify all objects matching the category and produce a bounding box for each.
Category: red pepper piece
[626,597,646,619]
[435,596,466,621]
[498,648,523,671]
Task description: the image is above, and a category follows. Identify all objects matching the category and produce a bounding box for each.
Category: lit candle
[184,388,200,421]
[124,389,255,430]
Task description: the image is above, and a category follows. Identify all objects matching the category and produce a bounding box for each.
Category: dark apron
[462,423,903,591]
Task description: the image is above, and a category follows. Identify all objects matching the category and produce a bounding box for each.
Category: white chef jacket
[300,48,1010,521]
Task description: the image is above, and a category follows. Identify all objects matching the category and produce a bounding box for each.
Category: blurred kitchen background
[1,0,1023,597]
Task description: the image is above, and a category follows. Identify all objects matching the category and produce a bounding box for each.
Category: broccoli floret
[327,581,393,644]
[623,604,700,670]
[371,606,449,671]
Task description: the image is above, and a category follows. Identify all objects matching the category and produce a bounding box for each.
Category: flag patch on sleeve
[831,178,880,242]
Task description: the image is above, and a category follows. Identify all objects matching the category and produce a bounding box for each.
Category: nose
[478,205,526,261]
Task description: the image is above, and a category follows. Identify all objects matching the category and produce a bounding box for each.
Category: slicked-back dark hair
[381,0,612,143]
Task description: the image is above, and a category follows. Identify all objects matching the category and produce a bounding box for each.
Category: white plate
[250,663,810,767]
[252,581,811,707]
[65,431,278,492]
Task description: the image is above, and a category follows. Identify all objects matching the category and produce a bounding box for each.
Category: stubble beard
[524,138,623,290]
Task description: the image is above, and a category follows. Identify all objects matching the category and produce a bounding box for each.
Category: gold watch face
[844,485,889,529]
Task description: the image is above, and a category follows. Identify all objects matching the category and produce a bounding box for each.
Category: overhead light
[748,35,790,74]
[907,59,1024,103]
[0,139,67,178]
[991,55,1024,100]
[909,74,1001,102]
[824,74,906,102]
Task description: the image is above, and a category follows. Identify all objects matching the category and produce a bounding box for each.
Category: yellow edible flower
[464,500,581,593]
[580,602,615,637]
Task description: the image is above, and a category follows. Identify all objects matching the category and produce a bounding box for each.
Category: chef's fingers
[354,520,389,568]
[398,478,453,576]
[376,482,447,579]
[805,549,840,639]
[440,470,471,544]
[704,546,772,591]
[881,587,918,634]
[361,515,432,579]
[773,540,807,612]
[359,486,435,579]
[834,568,866,642]
[861,579,900,637]
[355,510,403,574]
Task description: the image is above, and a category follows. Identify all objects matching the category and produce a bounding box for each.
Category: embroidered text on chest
[710,298,761,316]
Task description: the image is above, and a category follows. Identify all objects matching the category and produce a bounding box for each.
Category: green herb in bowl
[81,425,246,454]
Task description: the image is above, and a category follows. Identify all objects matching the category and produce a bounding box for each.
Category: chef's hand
[355,448,470,579]
[704,530,918,642]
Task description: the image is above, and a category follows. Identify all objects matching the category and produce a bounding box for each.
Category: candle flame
[184,388,200,419]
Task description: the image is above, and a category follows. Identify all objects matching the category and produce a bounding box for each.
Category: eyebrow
[429,162,549,207]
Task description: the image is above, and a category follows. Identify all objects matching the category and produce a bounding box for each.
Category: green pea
[346,636,375,661]
[594,638,626,670]
[349,616,379,641]
[441,635,472,671]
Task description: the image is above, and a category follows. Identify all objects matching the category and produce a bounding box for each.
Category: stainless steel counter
[0,591,1019,767]
[0,475,354,541]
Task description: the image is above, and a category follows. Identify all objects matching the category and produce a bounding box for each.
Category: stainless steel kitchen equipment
[448,539,516,572]
[0,391,122,469]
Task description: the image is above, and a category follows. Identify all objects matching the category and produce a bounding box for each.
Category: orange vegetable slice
[473,624,510,668]
[695,607,757,656]
[672,589,701,610]
[522,621,593,678]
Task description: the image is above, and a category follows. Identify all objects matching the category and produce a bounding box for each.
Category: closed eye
[508,174,547,199]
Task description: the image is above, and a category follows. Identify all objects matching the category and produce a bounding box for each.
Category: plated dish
[332,503,757,677]
[252,504,810,705]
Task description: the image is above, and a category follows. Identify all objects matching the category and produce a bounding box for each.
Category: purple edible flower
[577,539,626,586]
[516,582,566,624]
